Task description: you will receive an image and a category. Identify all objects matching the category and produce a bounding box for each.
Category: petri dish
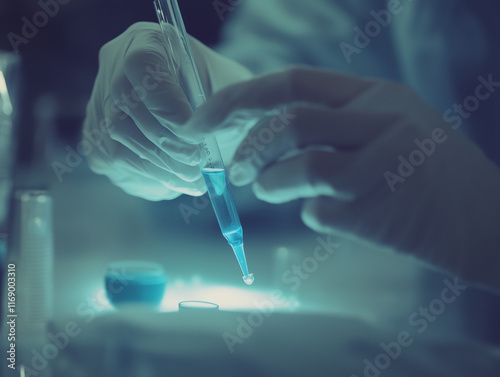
[105,260,167,308]
[178,301,219,311]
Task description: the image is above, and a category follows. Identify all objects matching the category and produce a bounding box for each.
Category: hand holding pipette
[154,0,254,284]
[81,3,254,282]
[83,21,251,201]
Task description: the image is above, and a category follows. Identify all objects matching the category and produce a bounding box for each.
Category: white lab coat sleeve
[216,0,401,80]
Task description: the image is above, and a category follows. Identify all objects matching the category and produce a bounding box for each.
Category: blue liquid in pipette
[202,168,254,285]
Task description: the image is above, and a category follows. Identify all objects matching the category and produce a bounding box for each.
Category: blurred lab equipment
[154,0,254,285]
[0,51,18,231]
[0,51,19,334]
[105,260,167,308]
[11,190,54,375]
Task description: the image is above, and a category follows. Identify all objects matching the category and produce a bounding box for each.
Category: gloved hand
[184,66,500,293]
[83,22,252,200]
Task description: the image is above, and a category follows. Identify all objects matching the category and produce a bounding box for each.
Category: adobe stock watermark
[178,106,296,224]
[350,277,467,377]
[233,106,297,163]
[222,289,287,354]
[51,64,167,183]
[281,235,341,291]
[384,73,500,192]
[340,0,413,64]
[8,0,71,53]
[222,235,341,353]
[18,265,135,376]
[213,0,245,22]
[18,323,81,377]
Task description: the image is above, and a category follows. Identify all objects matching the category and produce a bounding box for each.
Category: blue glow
[202,168,253,284]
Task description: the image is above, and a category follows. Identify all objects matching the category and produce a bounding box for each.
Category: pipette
[154,0,254,285]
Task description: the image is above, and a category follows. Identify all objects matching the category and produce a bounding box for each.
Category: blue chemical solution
[105,275,166,307]
[104,262,167,307]
[202,168,254,285]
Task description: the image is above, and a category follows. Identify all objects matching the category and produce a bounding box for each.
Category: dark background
[0,0,227,165]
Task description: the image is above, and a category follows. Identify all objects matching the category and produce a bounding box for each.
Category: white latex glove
[184,66,500,293]
[83,22,252,200]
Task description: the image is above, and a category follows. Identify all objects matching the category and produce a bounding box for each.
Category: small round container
[105,261,167,308]
[178,301,219,311]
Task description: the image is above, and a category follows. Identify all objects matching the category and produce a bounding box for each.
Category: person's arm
[216,0,398,79]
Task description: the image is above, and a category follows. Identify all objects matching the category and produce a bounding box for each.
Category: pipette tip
[243,273,254,285]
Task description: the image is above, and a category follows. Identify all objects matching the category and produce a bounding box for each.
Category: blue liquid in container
[105,275,166,307]
[202,168,254,285]
[104,261,167,307]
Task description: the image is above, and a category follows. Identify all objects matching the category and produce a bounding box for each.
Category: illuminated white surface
[161,284,299,312]
[93,278,300,313]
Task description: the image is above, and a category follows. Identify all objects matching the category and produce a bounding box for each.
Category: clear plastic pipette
[154,0,254,285]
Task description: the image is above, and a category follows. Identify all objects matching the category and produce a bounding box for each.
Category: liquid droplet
[243,273,254,285]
